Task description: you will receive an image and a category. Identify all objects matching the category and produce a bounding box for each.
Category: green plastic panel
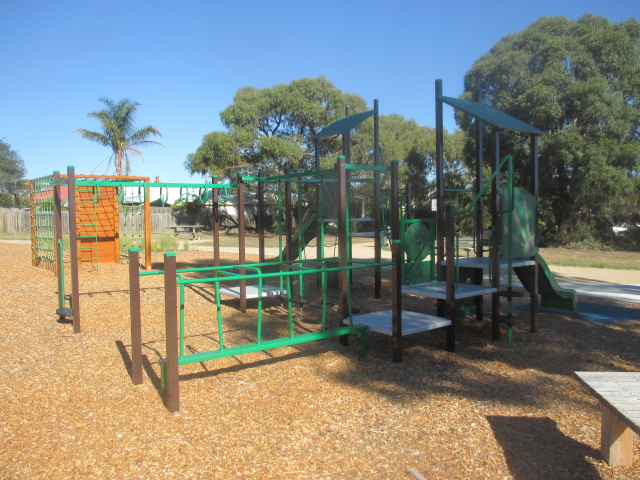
[404,223,433,261]
[311,110,375,139]
[502,186,536,260]
[440,96,545,135]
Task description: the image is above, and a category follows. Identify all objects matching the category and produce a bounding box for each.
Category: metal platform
[443,257,536,270]
[401,281,497,300]
[344,309,451,336]
[218,285,285,299]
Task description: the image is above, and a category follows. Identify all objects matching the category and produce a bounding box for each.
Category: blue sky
[1,0,637,183]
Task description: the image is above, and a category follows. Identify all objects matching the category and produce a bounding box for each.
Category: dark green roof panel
[440,96,545,135]
[311,110,375,139]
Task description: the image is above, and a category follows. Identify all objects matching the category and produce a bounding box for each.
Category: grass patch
[539,247,640,270]
[0,232,30,241]
[151,234,179,252]
[191,233,284,249]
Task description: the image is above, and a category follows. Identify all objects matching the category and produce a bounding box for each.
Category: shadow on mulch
[487,415,600,480]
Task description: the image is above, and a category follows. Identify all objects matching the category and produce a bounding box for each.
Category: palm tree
[76,97,162,176]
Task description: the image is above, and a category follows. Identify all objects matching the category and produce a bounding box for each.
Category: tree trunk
[115,151,124,176]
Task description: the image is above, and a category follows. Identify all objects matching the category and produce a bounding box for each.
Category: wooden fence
[0,208,30,233]
[0,205,262,235]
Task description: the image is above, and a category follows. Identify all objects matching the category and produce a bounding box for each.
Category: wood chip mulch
[1,242,639,479]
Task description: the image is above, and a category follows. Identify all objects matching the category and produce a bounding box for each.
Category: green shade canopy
[311,110,375,139]
[440,96,545,135]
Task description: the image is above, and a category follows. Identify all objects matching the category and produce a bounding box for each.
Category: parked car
[612,222,640,236]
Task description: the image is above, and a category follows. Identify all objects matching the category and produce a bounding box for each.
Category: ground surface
[1,241,639,480]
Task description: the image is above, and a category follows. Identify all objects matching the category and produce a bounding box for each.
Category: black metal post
[435,80,445,281]
[491,129,501,340]
[373,99,382,298]
[390,161,402,361]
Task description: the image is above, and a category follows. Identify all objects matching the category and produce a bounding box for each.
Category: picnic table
[575,371,640,467]
[168,225,204,240]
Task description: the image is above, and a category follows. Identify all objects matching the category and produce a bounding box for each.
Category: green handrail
[452,155,513,217]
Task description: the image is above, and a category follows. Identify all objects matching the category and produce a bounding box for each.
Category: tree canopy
[76,97,163,176]
[187,76,467,224]
[462,14,640,246]
[0,139,26,191]
[0,139,28,207]
[186,76,368,178]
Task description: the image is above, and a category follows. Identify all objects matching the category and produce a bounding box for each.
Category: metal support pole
[435,80,445,281]
[474,89,485,322]
[490,130,501,340]
[343,105,351,162]
[445,203,456,352]
[258,171,265,264]
[314,138,322,266]
[238,173,246,313]
[143,186,152,270]
[474,88,485,258]
[530,135,539,333]
[53,171,64,311]
[390,161,402,362]
[284,167,293,262]
[373,99,382,298]
[212,176,220,267]
[337,157,349,346]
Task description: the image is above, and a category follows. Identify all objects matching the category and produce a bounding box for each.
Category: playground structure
[30,169,153,333]
[340,80,579,359]
[128,158,396,412]
[30,85,584,411]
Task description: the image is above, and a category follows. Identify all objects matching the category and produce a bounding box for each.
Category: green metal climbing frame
[29,175,57,272]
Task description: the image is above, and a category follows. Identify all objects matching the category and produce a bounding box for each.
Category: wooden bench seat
[575,371,640,467]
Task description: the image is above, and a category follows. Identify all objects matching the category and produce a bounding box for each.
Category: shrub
[151,234,179,252]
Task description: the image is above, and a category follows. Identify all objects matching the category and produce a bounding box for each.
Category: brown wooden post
[30,178,36,267]
[67,166,81,334]
[336,157,349,346]
[601,404,634,466]
[129,248,143,385]
[164,252,180,413]
[237,173,246,313]
[390,161,402,362]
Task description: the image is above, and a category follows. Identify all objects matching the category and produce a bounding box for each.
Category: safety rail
[445,155,514,286]
[129,249,393,411]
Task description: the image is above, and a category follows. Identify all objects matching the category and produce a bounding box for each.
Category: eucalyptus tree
[0,139,27,206]
[76,97,162,176]
[187,76,467,224]
[0,139,26,192]
[461,15,640,246]
[186,76,368,179]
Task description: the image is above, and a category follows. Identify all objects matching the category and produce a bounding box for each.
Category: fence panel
[1,204,260,235]
[0,208,31,233]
